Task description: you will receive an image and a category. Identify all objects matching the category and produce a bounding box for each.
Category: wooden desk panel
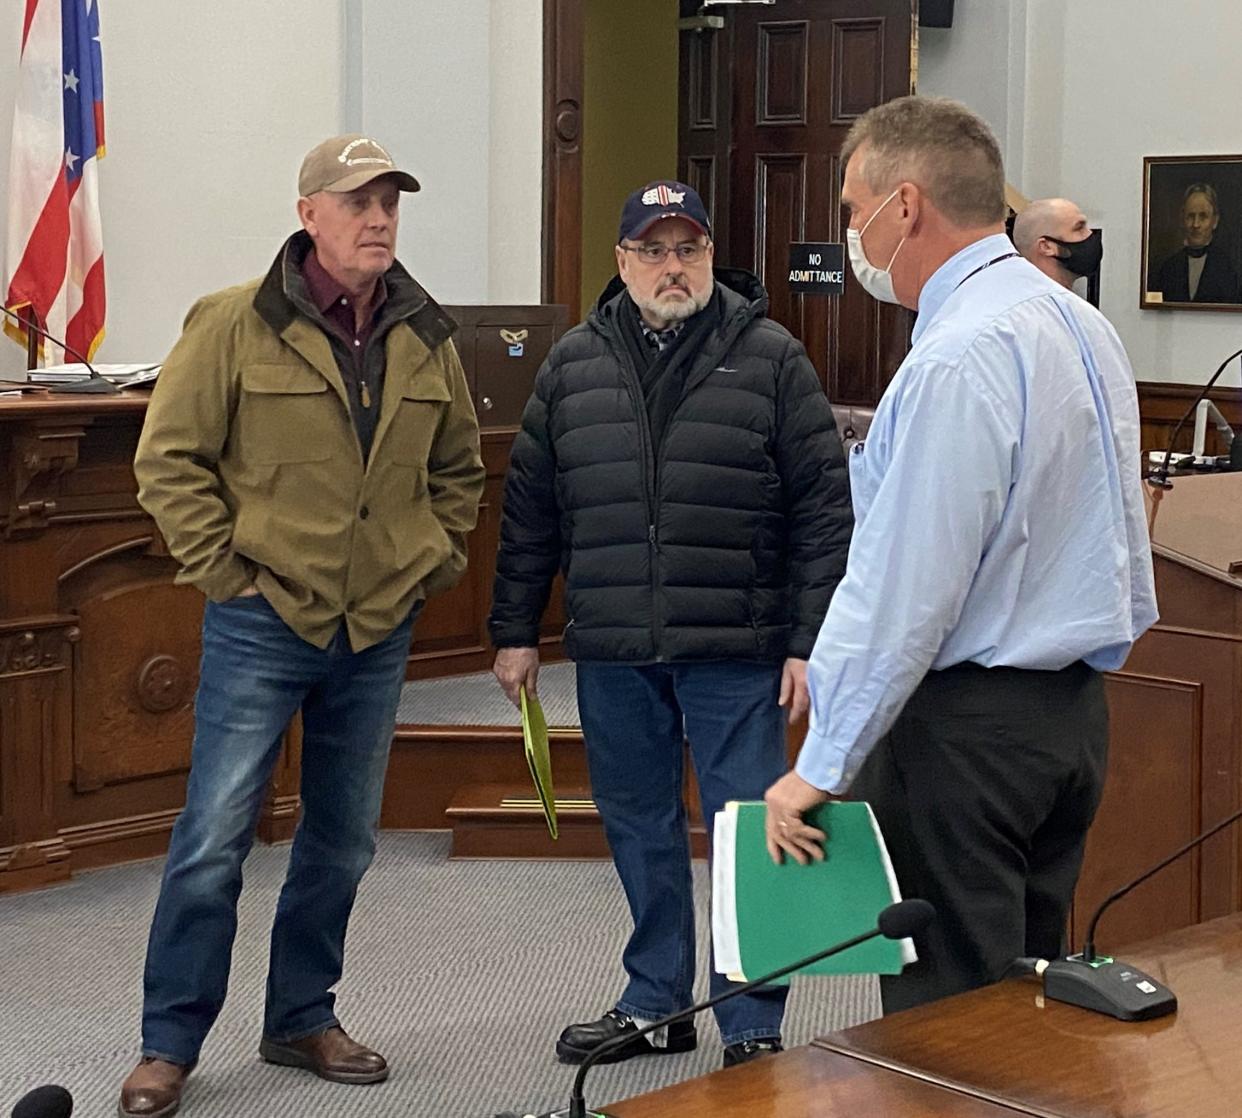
[606,1045,1026,1118]
[815,914,1242,1118]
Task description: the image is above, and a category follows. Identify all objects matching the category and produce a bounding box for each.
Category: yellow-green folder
[520,685,557,839]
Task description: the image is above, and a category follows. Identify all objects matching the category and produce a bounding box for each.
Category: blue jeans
[140,595,414,1065]
[576,660,789,1047]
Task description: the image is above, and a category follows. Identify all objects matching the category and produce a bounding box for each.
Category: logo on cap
[337,137,393,167]
[642,185,686,206]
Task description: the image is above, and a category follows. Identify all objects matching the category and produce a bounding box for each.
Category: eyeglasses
[620,242,709,265]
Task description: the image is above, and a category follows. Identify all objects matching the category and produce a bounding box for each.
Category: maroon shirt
[301,248,388,372]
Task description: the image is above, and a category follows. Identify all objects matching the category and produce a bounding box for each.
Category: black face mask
[1047,229,1103,277]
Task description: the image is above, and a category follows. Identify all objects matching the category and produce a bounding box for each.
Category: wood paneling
[1076,672,1201,947]
[680,0,916,410]
[1137,380,1242,458]
[754,155,808,337]
[542,0,584,323]
[0,394,195,891]
[1071,474,1242,951]
[757,21,810,126]
[0,617,75,890]
[831,18,885,123]
[686,26,718,130]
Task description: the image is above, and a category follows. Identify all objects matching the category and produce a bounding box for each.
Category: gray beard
[632,286,711,328]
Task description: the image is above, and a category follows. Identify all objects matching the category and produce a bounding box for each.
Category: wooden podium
[1071,472,1242,950]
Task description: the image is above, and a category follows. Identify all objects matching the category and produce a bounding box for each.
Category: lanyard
[954,251,1020,291]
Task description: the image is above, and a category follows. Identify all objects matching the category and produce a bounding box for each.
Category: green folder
[520,685,557,839]
[711,801,914,982]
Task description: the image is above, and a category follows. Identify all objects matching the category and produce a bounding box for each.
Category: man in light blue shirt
[764,96,1156,1011]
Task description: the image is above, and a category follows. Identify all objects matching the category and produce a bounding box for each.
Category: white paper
[29,362,161,386]
[710,801,742,977]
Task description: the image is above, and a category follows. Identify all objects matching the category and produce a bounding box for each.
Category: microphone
[506,899,935,1118]
[1147,345,1242,489]
[1,304,119,394]
[11,1085,73,1118]
[1028,803,1242,1021]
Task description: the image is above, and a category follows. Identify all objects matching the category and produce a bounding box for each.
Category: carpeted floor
[397,662,579,728]
[1,833,879,1117]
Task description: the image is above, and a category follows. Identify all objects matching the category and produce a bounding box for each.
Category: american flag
[4,0,106,361]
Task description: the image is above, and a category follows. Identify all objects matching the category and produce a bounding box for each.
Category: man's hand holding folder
[764,770,829,865]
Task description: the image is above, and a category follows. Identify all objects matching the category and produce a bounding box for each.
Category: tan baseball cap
[297,134,421,196]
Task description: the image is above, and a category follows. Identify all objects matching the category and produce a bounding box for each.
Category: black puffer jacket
[488,268,852,662]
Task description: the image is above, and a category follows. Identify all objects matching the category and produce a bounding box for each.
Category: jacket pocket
[385,378,452,466]
[238,364,335,464]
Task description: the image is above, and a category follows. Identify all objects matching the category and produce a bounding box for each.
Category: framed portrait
[1142,154,1242,311]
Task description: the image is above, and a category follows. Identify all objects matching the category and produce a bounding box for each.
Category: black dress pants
[849,660,1108,1014]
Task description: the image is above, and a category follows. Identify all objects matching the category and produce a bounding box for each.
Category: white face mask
[846,187,905,304]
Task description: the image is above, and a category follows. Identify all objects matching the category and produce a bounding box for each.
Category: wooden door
[679,0,916,407]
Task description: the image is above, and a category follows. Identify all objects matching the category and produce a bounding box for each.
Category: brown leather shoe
[117,1057,192,1117]
[259,1025,389,1084]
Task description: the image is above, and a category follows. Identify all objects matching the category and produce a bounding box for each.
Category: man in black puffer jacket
[488,181,852,1069]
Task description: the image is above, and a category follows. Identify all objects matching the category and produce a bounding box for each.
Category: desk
[606,1045,1024,1117]
[816,913,1242,1118]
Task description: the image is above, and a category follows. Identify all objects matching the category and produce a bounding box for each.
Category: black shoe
[722,1038,783,1068]
[555,1009,697,1064]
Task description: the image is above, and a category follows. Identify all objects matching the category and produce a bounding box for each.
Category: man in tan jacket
[119,134,483,1117]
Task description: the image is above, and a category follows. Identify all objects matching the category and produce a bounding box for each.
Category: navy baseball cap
[617,180,712,243]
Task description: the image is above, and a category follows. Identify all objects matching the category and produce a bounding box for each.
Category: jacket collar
[251,231,459,471]
[590,267,769,400]
[253,230,456,353]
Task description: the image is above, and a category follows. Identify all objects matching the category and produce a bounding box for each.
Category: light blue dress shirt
[798,234,1158,794]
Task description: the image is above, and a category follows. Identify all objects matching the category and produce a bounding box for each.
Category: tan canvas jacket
[134,234,484,651]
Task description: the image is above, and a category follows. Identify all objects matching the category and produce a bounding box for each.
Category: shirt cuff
[795,725,853,796]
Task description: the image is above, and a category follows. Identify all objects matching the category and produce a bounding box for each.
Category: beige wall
[579,0,681,316]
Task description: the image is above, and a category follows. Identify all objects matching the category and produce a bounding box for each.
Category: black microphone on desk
[10,1085,73,1118]
[1022,803,1242,1022]
[0,303,119,394]
[1147,345,1242,489]
[497,898,936,1118]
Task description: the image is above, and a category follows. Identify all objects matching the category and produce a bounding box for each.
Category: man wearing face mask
[1154,182,1241,303]
[1012,197,1103,289]
[490,181,852,1067]
[763,97,1157,1013]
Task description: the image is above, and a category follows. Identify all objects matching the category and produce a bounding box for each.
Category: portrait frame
[1141,154,1242,311]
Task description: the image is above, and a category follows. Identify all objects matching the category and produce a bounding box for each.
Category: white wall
[918,0,1019,179]
[486,0,544,305]
[346,0,542,304]
[1,1,543,380]
[916,0,1242,386]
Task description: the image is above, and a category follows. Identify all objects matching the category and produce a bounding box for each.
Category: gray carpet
[0,833,879,1117]
[397,662,579,728]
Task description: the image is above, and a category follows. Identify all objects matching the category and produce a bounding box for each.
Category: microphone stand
[1147,345,1242,490]
[555,899,935,1118]
[1,304,120,394]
